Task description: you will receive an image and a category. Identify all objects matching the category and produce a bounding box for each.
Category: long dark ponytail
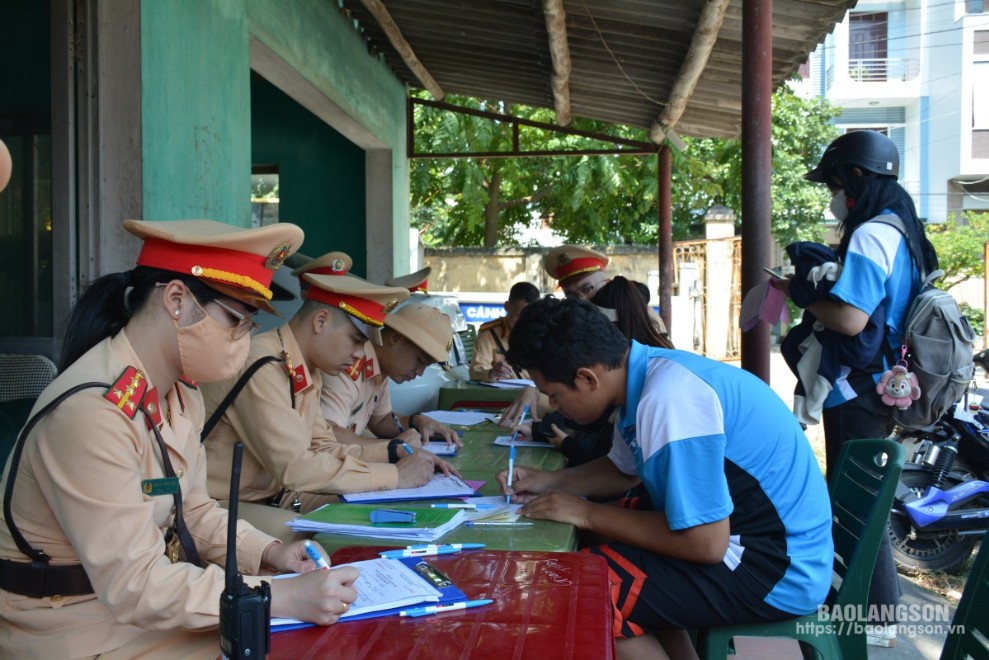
[591,276,674,349]
[59,266,221,371]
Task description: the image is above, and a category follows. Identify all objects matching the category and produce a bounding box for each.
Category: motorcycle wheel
[888,467,980,574]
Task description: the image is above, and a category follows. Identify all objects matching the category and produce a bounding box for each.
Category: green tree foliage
[410,85,840,248]
[670,86,841,247]
[926,210,989,290]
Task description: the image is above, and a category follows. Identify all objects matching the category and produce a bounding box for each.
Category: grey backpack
[873,216,976,430]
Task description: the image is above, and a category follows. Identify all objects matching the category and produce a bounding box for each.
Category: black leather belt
[0,557,94,598]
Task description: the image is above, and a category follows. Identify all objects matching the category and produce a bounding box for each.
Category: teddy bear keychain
[877,346,921,410]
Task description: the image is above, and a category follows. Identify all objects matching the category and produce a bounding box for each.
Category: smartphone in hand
[762,267,784,279]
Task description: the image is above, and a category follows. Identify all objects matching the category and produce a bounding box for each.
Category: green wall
[139,0,409,270]
[245,0,410,271]
[141,0,252,225]
[251,75,367,276]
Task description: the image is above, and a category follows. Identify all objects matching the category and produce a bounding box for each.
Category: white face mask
[830,189,850,222]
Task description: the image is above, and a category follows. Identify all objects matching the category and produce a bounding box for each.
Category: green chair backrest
[456,325,477,366]
[941,540,989,659]
[828,438,906,611]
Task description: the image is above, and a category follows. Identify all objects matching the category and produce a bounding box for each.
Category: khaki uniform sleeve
[26,395,253,630]
[222,358,398,494]
[320,371,356,428]
[181,402,272,571]
[470,327,499,381]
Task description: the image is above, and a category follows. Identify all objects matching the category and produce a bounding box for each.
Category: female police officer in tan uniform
[0,219,358,658]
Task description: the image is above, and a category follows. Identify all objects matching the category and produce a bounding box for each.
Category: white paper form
[340,474,476,503]
[418,410,500,426]
[270,558,442,628]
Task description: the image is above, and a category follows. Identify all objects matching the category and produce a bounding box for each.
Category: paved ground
[720,350,958,659]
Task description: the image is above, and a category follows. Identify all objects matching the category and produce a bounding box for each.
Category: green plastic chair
[940,540,989,660]
[698,438,906,660]
[455,324,477,366]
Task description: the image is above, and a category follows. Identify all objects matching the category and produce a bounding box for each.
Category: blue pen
[505,404,529,503]
[304,540,330,570]
[379,543,484,559]
[405,543,485,551]
[399,599,493,618]
[403,442,414,455]
[505,444,516,505]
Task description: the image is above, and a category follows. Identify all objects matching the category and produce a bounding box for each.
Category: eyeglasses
[564,281,601,300]
[209,298,262,340]
[156,282,261,339]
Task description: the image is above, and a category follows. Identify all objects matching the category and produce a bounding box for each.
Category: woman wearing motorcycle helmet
[776,130,938,646]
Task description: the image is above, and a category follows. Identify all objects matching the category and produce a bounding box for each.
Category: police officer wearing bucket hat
[202,275,458,538]
[0,219,359,658]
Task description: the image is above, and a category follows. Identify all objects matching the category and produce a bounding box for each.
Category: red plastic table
[269,547,615,659]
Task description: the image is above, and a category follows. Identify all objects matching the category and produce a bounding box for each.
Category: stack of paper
[287,503,466,542]
[339,474,477,503]
[462,496,523,523]
[417,410,500,426]
[477,378,536,389]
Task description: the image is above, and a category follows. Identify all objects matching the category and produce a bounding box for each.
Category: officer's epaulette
[104,366,148,419]
[177,375,199,389]
[479,317,505,332]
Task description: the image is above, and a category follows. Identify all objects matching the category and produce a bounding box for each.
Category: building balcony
[825,57,922,105]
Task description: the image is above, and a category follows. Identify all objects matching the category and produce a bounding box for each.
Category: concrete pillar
[704,205,737,360]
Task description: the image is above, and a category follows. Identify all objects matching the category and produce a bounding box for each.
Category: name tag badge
[142,477,179,497]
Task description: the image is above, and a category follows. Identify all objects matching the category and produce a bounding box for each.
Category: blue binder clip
[370,509,417,523]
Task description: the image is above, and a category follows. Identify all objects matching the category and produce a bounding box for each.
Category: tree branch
[498,183,554,210]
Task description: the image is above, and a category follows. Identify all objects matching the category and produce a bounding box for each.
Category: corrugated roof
[340,0,855,140]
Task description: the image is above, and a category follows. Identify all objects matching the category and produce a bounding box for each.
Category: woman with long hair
[0,219,358,658]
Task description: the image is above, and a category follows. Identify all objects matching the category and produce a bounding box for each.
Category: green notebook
[287,504,466,542]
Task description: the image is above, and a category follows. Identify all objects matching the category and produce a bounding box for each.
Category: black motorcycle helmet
[804,130,899,183]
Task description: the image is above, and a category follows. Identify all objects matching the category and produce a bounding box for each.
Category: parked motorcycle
[887,348,989,573]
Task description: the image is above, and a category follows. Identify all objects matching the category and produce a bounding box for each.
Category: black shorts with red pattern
[583,542,794,638]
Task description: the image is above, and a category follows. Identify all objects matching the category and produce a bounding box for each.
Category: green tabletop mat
[314,426,575,553]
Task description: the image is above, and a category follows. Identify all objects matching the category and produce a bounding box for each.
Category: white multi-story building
[797,0,989,224]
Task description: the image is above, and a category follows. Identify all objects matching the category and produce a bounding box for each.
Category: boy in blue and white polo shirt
[498,297,832,659]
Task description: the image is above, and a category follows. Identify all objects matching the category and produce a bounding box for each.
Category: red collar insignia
[289,363,308,393]
[142,387,163,427]
[346,356,376,381]
[104,367,148,420]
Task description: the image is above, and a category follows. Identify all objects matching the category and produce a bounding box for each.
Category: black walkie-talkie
[219,441,271,659]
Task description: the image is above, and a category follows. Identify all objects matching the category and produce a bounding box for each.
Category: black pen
[391,412,405,434]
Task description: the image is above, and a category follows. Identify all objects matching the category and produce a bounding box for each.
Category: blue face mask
[829,189,850,222]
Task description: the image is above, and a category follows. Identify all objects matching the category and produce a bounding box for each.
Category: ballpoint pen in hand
[304,540,330,570]
[402,442,414,455]
[391,412,405,434]
[431,503,497,509]
[504,403,529,504]
[399,599,493,618]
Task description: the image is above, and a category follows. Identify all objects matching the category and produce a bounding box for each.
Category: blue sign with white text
[460,304,506,324]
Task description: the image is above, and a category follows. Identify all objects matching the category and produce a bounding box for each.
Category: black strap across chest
[1,381,203,597]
